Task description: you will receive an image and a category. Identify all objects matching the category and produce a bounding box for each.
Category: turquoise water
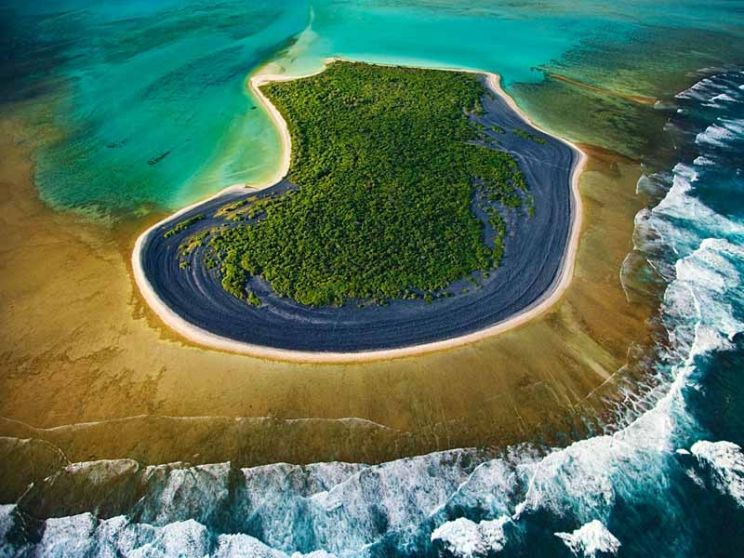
[2,2,744,557]
[4,0,309,215]
[4,0,743,215]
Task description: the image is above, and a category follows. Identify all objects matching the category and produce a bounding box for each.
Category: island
[133,61,584,360]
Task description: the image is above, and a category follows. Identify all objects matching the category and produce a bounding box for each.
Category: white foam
[121,520,209,558]
[722,117,744,133]
[430,516,509,557]
[138,462,231,525]
[696,124,735,147]
[94,516,154,558]
[650,166,743,259]
[5,510,343,558]
[676,78,717,101]
[696,117,744,147]
[510,236,743,527]
[710,93,737,104]
[38,513,99,557]
[703,93,740,108]
[693,156,715,166]
[691,441,744,508]
[214,534,288,558]
[555,520,621,557]
[664,239,744,356]
[0,505,17,547]
[64,459,140,484]
[635,173,670,197]
[293,551,338,558]
[713,93,737,102]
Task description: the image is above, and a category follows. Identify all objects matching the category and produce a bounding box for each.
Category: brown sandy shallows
[545,72,659,106]
[0,93,653,480]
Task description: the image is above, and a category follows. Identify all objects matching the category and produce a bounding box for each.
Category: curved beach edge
[131,59,588,363]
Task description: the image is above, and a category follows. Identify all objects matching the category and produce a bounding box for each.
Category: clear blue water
[1,1,744,556]
[4,0,743,215]
[3,0,309,215]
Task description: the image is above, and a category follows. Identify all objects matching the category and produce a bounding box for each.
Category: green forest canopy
[208,62,530,307]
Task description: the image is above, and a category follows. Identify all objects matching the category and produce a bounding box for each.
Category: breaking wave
[2,71,743,557]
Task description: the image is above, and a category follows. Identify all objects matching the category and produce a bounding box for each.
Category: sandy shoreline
[131,59,587,363]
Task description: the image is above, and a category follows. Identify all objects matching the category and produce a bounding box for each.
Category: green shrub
[209,62,530,307]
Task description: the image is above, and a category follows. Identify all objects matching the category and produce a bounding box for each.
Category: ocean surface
[1,1,743,556]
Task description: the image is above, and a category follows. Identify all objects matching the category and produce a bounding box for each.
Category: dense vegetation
[208,62,530,307]
[163,214,204,238]
[512,127,547,144]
